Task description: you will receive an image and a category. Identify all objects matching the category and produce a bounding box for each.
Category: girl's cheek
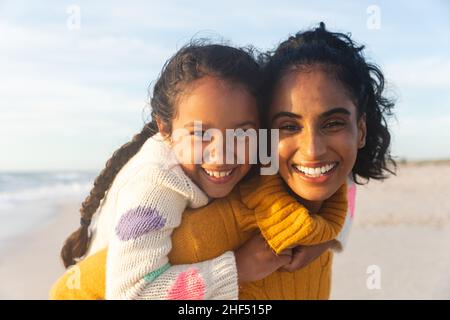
[173,137,204,165]
[179,163,198,180]
[243,138,257,165]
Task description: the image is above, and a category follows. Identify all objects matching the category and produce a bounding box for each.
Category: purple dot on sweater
[115,206,166,241]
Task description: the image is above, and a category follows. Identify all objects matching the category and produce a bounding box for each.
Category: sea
[0,171,95,252]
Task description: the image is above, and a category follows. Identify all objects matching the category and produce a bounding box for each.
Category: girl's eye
[190,130,204,138]
[233,129,247,138]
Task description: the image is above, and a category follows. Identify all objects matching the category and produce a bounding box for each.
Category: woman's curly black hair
[261,22,396,184]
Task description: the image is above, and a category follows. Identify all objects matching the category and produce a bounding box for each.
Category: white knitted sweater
[87,133,238,300]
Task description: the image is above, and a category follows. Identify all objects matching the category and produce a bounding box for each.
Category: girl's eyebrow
[183,120,257,129]
[234,120,257,127]
[183,121,212,128]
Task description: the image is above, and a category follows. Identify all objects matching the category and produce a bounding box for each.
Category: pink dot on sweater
[166,268,205,300]
[348,183,356,219]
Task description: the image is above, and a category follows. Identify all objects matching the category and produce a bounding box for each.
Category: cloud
[385,57,450,90]
[1,0,450,169]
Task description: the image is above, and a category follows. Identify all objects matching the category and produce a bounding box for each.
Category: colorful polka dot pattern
[115,206,166,241]
[166,268,205,300]
[144,263,171,282]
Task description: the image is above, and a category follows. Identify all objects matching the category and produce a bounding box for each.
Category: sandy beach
[0,200,80,300]
[1,163,449,300]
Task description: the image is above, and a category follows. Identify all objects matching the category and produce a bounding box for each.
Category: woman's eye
[280,124,300,132]
[324,121,345,129]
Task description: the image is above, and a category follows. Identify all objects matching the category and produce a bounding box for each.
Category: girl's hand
[279,240,335,272]
[234,233,292,283]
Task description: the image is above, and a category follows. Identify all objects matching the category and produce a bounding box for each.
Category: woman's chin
[289,183,337,203]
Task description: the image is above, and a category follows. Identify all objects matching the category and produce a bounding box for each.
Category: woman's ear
[357,113,367,149]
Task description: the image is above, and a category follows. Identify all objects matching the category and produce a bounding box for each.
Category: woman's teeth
[295,163,337,177]
[203,168,233,178]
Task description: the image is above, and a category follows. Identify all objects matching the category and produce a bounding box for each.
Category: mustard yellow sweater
[50,174,347,300]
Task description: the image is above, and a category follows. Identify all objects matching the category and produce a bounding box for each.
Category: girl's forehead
[173,78,259,128]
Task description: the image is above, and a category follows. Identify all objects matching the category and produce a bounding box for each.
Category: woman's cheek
[277,136,296,168]
[329,132,358,176]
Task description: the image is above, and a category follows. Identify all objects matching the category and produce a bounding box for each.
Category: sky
[1,0,449,171]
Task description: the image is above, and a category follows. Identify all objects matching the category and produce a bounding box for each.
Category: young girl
[54,41,349,300]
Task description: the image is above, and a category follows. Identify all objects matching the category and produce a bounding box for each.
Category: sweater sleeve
[240,175,348,254]
[105,167,238,300]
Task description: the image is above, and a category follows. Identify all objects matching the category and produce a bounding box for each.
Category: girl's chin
[200,179,236,198]
[203,185,235,199]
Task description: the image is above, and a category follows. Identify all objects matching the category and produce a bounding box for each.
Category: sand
[1,163,449,299]
[331,163,450,299]
[0,200,80,300]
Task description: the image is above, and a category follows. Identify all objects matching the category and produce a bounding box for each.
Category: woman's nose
[301,128,327,159]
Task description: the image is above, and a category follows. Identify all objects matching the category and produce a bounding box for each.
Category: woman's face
[269,65,366,202]
[167,76,259,199]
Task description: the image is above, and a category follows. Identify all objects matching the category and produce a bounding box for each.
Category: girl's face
[269,65,366,203]
[168,76,259,198]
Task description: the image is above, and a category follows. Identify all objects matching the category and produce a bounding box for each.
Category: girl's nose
[203,132,225,164]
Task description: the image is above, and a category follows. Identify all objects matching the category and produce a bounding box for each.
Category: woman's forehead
[269,68,356,118]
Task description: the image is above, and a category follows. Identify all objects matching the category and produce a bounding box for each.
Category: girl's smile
[200,166,237,184]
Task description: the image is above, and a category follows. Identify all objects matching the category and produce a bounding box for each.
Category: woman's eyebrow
[271,108,351,123]
[320,107,351,119]
[271,111,301,122]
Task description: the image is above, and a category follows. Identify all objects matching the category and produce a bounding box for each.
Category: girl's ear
[155,117,170,138]
[357,113,367,149]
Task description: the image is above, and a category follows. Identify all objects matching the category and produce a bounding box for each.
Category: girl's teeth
[204,169,233,178]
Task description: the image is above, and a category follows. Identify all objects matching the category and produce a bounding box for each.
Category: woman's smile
[291,161,339,183]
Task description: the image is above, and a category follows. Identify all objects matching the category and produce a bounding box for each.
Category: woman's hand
[279,240,335,272]
[235,233,292,283]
